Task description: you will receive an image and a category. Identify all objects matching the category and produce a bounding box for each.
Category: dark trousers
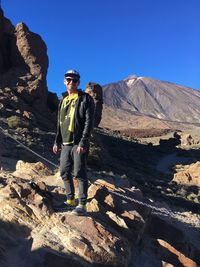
[60,145,88,205]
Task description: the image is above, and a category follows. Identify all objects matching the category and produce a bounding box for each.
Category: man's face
[64,76,80,93]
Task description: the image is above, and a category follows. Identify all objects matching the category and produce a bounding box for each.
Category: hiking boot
[54,199,76,212]
[71,204,87,216]
[65,199,76,208]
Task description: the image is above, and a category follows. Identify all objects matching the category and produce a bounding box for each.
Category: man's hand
[76,146,87,154]
[53,144,61,154]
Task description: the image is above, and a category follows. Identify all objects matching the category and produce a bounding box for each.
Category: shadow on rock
[0,219,90,267]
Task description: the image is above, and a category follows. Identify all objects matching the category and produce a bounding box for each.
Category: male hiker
[53,69,94,215]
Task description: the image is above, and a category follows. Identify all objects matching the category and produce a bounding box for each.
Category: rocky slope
[0,159,200,267]
[101,76,200,131]
[1,122,200,266]
[1,110,200,267]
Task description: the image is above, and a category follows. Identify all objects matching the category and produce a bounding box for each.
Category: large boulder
[180,133,194,146]
[173,161,200,186]
[85,82,103,127]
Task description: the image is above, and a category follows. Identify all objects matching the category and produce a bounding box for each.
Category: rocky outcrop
[85,82,103,127]
[0,7,58,130]
[15,22,48,77]
[0,8,28,74]
[173,161,200,186]
[180,133,194,146]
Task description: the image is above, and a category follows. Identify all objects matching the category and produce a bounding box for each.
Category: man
[53,69,94,215]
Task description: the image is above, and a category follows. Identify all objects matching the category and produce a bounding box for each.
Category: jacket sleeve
[55,126,62,147]
[79,95,95,148]
[54,101,63,147]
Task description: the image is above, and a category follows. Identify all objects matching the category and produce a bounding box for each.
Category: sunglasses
[65,78,79,84]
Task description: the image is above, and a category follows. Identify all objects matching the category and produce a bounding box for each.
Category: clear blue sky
[2,0,200,96]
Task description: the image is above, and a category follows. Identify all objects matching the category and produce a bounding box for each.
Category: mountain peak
[123,74,138,80]
[123,75,144,86]
[102,76,200,130]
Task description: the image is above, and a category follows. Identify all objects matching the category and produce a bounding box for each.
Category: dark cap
[64,69,80,79]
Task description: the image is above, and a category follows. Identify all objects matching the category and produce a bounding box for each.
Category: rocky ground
[0,126,200,267]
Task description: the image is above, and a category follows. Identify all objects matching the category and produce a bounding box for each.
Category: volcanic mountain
[100,76,200,131]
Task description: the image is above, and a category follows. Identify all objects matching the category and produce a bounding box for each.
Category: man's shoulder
[78,90,93,100]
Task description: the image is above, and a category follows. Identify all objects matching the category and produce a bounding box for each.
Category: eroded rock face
[0,7,58,130]
[15,22,48,77]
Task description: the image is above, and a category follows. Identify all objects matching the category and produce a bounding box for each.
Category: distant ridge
[100,76,200,130]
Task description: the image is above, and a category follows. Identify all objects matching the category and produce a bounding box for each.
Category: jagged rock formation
[15,22,48,77]
[0,7,58,130]
[101,76,200,131]
[85,82,103,127]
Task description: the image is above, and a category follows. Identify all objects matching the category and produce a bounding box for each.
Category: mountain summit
[101,76,200,130]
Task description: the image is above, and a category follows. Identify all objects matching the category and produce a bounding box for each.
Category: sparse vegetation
[7,116,21,128]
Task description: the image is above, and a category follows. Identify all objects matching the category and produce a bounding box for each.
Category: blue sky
[2,0,200,96]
